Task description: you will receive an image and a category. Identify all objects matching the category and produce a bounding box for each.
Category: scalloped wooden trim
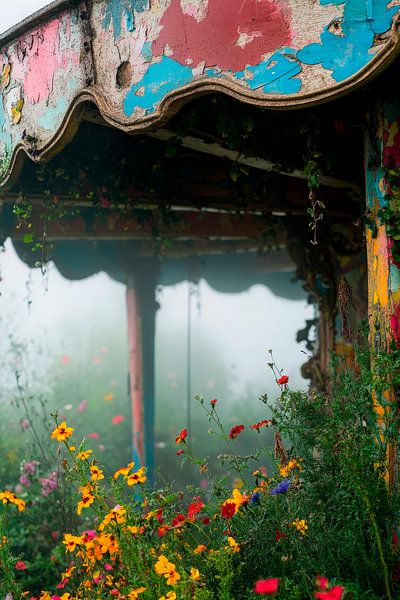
[1,10,400,190]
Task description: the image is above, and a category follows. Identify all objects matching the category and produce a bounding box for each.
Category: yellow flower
[190,567,200,580]
[76,449,92,460]
[63,533,83,552]
[292,518,308,535]
[113,462,134,479]
[127,467,146,486]
[0,490,26,511]
[280,459,302,477]
[127,525,140,534]
[159,593,176,600]
[194,544,207,554]
[99,505,126,530]
[51,421,74,442]
[77,484,95,515]
[154,555,181,585]
[90,464,104,481]
[227,536,240,553]
[128,588,146,599]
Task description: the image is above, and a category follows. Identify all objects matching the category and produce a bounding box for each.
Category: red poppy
[316,577,329,591]
[250,419,271,432]
[275,530,287,542]
[221,501,236,520]
[210,399,218,406]
[277,375,289,385]
[15,560,27,570]
[202,516,210,525]
[175,428,188,444]
[172,513,186,527]
[187,499,204,520]
[254,578,280,594]
[315,586,344,600]
[229,425,245,439]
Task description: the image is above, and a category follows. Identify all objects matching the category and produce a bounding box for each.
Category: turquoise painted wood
[2,0,400,188]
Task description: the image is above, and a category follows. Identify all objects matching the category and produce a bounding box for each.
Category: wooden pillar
[365,98,400,488]
[125,260,158,475]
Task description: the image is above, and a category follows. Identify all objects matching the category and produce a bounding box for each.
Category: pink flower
[20,418,30,431]
[61,355,70,365]
[254,579,280,594]
[23,461,39,475]
[14,484,23,494]
[19,474,30,488]
[78,399,88,413]
[15,560,27,570]
[88,432,100,439]
[104,563,113,571]
[277,375,289,385]
[98,444,106,452]
[112,414,125,425]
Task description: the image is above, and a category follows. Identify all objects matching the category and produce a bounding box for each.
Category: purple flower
[19,474,30,488]
[23,460,39,475]
[39,471,58,497]
[270,479,290,495]
[250,491,261,504]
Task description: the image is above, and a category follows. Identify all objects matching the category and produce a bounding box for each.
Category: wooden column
[365,98,400,488]
[126,260,158,475]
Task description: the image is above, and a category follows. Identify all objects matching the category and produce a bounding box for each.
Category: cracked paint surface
[1,0,400,185]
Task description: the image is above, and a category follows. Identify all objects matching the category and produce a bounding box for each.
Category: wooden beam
[146,129,363,196]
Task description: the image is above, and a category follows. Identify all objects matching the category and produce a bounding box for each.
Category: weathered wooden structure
[1,0,400,471]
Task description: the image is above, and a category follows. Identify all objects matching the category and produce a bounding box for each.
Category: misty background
[0,3,314,486]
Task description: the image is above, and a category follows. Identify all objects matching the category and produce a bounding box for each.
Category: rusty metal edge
[0,0,81,47]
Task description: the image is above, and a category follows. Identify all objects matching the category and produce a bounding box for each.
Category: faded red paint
[12,19,79,104]
[152,0,292,72]
[383,119,400,167]
[390,304,400,347]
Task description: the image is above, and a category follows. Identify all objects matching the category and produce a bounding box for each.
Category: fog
[0,239,314,480]
[0,1,52,34]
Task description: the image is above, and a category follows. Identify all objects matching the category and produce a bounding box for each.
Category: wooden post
[125,261,158,476]
[126,276,145,468]
[365,98,400,488]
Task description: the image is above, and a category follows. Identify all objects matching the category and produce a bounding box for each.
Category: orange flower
[77,485,95,515]
[190,567,200,580]
[194,544,207,554]
[51,421,74,442]
[63,533,83,552]
[128,587,147,599]
[113,462,134,479]
[76,449,92,460]
[90,464,104,481]
[154,555,181,585]
[227,536,240,553]
[0,490,25,511]
[127,467,146,486]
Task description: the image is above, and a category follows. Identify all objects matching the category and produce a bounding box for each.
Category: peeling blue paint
[38,97,69,131]
[142,41,153,62]
[298,0,400,82]
[236,49,302,94]
[124,57,194,116]
[102,0,149,39]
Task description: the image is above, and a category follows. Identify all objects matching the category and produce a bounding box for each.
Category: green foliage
[2,334,400,599]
